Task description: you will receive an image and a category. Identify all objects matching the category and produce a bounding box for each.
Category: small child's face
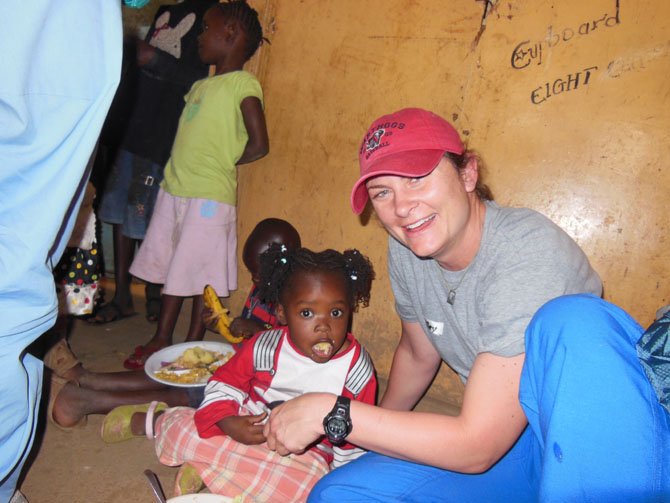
[243,242,268,286]
[276,271,351,364]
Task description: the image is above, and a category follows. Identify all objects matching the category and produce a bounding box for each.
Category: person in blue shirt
[0,1,122,499]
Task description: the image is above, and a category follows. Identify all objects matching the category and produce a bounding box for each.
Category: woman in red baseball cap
[264,108,670,501]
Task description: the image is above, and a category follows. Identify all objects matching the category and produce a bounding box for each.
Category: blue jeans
[309,295,670,502]
[98,149,163,240]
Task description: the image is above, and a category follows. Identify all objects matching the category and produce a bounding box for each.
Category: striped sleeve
[328,338,378,468]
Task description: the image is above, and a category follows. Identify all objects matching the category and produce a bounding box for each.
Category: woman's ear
[460,156,479,193]
[276,304,287,325]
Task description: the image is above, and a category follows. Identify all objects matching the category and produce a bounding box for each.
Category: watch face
[324,397,352,444]
[327,418,348,438]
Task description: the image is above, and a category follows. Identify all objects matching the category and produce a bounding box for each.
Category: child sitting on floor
[47,219,300,429]
[102,244,378,501]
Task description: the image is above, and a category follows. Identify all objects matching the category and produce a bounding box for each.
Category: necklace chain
[434,261,469,306]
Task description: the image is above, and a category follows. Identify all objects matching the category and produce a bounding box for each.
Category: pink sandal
[123,345,160,369]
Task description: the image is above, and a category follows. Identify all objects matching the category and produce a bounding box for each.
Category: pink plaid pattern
[155,407,329,501]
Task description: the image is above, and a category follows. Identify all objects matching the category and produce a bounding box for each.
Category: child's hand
[230,317,265,340]
[217,413,268,445]
[201,307,221,333]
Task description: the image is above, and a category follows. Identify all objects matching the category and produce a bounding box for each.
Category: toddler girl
[105,244,377,501]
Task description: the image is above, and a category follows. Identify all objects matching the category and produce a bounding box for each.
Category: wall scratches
[472,0,498,49]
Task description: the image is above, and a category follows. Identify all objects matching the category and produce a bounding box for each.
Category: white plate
[145,341,235,388]
[168,494,233,503]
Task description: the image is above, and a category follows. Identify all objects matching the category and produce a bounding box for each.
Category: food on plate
[154,346,233,385]
[180,346,217,366]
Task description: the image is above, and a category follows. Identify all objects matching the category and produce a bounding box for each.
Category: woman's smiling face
[276,270,351,364]
[366,157,474,264]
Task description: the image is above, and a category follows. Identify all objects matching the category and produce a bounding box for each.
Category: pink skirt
[129,188,237,297]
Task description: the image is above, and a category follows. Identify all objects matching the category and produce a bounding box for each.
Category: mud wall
[133,0,670,407]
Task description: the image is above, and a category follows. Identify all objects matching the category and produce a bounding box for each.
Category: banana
[203,284,243,344]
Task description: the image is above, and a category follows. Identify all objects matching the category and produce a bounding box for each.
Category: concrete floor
[19,281,204,503]
[19,280,459,502]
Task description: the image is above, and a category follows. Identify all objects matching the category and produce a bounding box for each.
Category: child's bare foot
[127,410,165,436]
[50,379,87,428]
[60,363,84,384]
[129,412,147,436]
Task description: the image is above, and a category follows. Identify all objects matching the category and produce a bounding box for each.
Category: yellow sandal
[101,401,167,443]
[175,463,205,496]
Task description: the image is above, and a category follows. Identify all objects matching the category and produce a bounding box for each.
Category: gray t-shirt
[389,201,602,382]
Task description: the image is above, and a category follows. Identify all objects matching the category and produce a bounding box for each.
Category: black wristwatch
[323,396,352,445]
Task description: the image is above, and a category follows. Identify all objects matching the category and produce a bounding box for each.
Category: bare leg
[145,293,184,349]
[141,293,207,347]
[67,367,167,392]
[129,410,164,436]
[145,282,162,322]
[122,294,186,368]
[184,294,206,342]
[124,294,209,369]
[51,381,190,428]
[110,225,137,311]
[88,225,137,322]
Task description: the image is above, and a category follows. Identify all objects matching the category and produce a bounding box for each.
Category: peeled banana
[203,284,242,344]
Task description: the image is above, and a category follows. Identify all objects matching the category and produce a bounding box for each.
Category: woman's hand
[217,414,267,445]
[264,393,335,455]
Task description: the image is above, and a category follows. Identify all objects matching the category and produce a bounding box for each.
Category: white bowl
[167,494,233,502]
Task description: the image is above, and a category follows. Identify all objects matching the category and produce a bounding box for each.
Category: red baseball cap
[350,108,465,214]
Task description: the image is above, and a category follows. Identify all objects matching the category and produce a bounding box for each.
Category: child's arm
[236,96,269,165]
[230,317,266,339]
[215,413,267,445]
[194,340,258,437]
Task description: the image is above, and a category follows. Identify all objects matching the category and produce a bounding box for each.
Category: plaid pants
[155,407,329,501]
